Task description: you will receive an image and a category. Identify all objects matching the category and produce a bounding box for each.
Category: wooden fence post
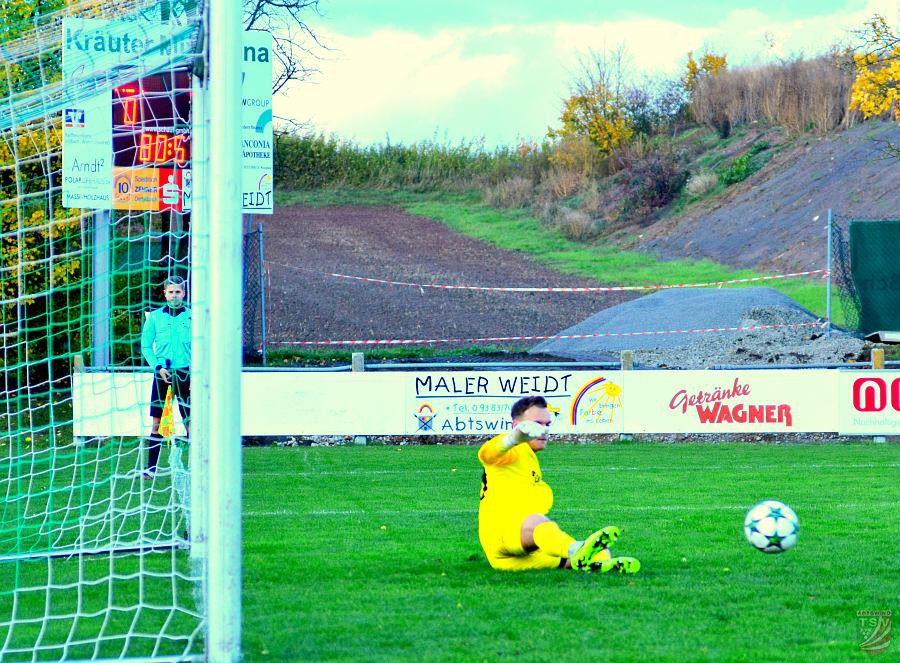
[352,352,367,446]
[619,351,633,441]
[872,348,886,443]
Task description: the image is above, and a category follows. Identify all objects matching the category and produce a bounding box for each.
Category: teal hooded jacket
[141,305,192,370]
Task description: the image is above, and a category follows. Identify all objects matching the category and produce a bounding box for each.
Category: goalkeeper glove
[500,420,549,450]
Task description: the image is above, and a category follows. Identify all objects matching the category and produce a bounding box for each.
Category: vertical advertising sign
[62,18,116,208]
[241,31,274,214]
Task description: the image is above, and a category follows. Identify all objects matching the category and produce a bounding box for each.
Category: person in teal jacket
[141,275,191,477]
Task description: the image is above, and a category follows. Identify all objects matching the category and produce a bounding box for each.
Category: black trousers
[148,368,191,470]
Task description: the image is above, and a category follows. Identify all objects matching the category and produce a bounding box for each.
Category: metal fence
[830,211,900,336]
[242,223,268,364]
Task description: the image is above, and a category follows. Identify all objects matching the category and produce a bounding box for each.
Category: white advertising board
[240,31,274,214]
[837,370,900,434]
[240,372,406,435]
[405,371,623,435]
[622,370,839,433]
[73,372,187,437]
[73,369,897,437]
[73,370,624,436]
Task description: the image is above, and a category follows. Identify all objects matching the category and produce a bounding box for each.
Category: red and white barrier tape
[265,262,828,293]
[269,321,827,347]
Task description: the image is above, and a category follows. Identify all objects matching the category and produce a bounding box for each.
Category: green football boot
[588,554,641,575]
[569,526,620,571]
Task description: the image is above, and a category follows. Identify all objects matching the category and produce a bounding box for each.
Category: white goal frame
[197,0,243,660]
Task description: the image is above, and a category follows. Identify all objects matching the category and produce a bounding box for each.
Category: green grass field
[0,439,202,661]
[242,442,899,661]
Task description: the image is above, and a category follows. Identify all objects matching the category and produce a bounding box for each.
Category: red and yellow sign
[112,167,191,212]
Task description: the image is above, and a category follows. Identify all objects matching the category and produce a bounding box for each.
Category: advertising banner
[838,370,900,434]
[112,167,191,211]
[62,94,113,208]
[622,370,839,433]
[241,31,274,214]
[405,371,623,435]
[73,369,897,437]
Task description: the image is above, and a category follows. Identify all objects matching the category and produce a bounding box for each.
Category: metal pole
[826,208,833,337]
[189,72,209,568]
[258,222,267,367]
[91,209,111,368]
[206,0,243,659]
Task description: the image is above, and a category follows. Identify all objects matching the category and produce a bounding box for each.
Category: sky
[273,0,897,148]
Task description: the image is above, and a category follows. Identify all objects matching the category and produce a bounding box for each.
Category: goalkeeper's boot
[588,554,641,575]
[569,526,620,571]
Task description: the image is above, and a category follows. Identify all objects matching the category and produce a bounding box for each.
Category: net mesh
[242,224,265,363]
[2,0,208,659]
[831,213,900,335]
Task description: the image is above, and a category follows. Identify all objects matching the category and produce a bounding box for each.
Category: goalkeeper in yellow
[478,396,640,573]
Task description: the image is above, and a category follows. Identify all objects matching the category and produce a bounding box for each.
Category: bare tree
[243,0,327,94]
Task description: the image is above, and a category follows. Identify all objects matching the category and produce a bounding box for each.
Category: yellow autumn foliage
[848,15,899,121]
[1,0,99,324]
[683,51,728,93]
[548,82,634,156]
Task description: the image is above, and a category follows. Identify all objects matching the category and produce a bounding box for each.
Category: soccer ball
[743,500,799,554]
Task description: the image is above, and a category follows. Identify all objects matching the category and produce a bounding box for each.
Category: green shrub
[748,140,770,155]
[719,153,755,185]
[273,131,545,191]
[719,140,770,186]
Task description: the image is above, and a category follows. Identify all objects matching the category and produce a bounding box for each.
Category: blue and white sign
[241,31,274,215]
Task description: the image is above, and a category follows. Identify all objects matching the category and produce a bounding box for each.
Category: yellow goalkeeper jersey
[478,433,553,521]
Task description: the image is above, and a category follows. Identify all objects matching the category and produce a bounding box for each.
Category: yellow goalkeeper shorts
[479,515,563,571]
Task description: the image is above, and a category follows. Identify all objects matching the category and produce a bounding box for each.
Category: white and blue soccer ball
[743,500,799,554]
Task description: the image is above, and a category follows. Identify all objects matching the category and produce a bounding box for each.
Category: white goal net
[1,0,242,659]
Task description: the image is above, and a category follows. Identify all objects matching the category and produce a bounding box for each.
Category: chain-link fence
[831,212,900,336]
[243,224,268,364]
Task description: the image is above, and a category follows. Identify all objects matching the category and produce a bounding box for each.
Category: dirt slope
[632,121,900,272]
[262,206,635,346]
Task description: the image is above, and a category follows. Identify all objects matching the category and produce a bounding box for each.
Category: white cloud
[275,1,900,146]
[551,18,714,76]
[709,0,900,62]
[275,27,518,141]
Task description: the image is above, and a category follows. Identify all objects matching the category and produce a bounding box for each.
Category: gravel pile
[631,306,868,368]
[531,287,870,368]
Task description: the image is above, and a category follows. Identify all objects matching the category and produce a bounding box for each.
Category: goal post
[204,0,244,658]
[1,0,243,660]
